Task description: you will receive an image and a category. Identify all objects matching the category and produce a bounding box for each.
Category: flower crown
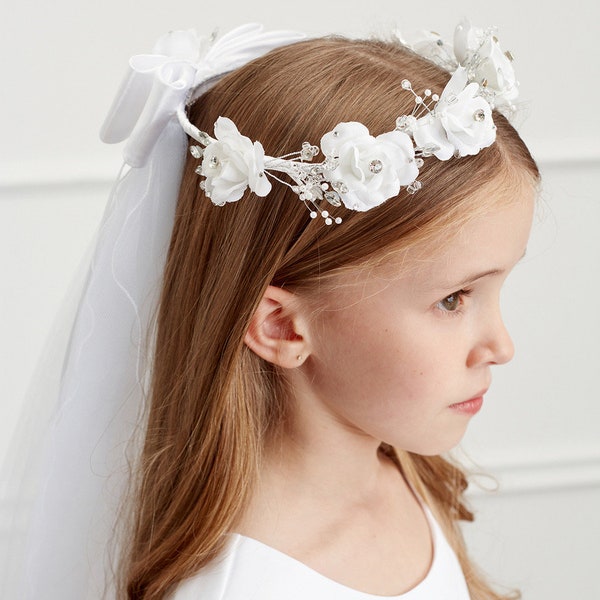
[102,22,518,225]
[179,20,517,224]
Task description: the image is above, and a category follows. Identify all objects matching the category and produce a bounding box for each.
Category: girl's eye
[437,289,471,313]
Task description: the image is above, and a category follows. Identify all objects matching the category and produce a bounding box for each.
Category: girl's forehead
[297,173,537,309]
[320,185,535,296]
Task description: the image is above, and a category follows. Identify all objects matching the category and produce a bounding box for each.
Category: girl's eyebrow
[450,248,528,289]
[454,268,504,288]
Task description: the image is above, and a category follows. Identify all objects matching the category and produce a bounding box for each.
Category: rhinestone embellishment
[369,159,383,174]
[324,191,342,207]
[473,109,486,122]
[190,146,203,159]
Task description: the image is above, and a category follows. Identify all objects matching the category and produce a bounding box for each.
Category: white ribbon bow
[100,24,305,167]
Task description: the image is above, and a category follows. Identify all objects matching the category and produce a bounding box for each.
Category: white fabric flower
[454,19,518,108]
[320,122,418,211]
[201,117,272,205]
[395,29,456,69]
[413,68,496,160]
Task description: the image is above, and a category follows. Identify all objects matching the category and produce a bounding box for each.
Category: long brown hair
[120,36,539,599]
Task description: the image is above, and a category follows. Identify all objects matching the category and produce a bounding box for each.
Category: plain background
[1,1,599,598]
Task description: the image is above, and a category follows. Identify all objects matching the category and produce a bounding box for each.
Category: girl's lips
[449,396,484,415]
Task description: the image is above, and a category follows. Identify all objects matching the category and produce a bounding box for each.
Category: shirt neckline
[230,503,441,599]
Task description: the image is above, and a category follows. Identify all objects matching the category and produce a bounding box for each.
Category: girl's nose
[467,312,515,368]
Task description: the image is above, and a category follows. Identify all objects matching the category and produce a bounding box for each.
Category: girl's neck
[265,412,389,505]
[237,384,417,538]
[234,389,433,597]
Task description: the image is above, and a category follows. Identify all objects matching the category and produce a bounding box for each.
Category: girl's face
[301,182,536,456]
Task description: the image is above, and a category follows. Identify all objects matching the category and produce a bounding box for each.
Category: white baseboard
[465,450,600,497]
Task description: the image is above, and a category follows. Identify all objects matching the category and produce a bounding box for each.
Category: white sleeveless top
[170,506,470,599]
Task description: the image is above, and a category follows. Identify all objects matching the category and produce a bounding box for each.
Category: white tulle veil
[0,24,304,599]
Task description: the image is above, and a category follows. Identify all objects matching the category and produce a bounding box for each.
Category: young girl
[5,21,538,600]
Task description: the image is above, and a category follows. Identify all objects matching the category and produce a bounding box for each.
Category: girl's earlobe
[244,285,310,368]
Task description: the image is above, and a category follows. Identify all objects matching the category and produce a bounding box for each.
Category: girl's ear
[244,285,311,368]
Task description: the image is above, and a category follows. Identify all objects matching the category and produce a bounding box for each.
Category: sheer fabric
[0,25,304,599]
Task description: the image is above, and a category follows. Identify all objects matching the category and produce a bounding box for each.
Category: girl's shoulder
[169,508,470,600]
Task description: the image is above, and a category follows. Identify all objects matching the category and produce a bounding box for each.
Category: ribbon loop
[100,25,305,168]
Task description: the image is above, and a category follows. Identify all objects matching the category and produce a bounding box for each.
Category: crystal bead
[324,157,339,171]
[406,180,422,194]
[333,181,348,194]
[415,96,423,104]
[334,217,342,224]
[209,156,219,168]
[369,159,383,174]
[473,109,486,122]
[301,142,319,161]
[401,79,412,90]
[325,217,333,225]
[310,211,318,219]
[432,94,439,101]
[190,145,203,159]
[324,191,342,207]
[415,158,424,168]
[424,89,432,97]
[504,50,514,62]
[322,210,329,218]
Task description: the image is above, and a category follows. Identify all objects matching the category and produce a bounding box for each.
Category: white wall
[2,1,599,598]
